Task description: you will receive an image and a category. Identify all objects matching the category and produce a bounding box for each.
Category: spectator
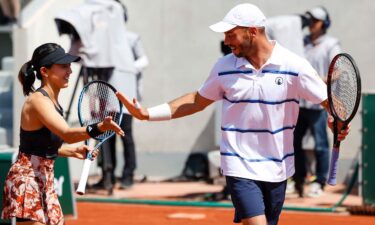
[293,6,342,198]
[55,0,137,194]
[105,2,149,190]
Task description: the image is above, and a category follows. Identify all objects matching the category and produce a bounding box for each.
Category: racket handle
[76,158,92,195]
[327,147,340,186]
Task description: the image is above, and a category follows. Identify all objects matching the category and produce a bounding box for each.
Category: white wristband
[147,103,172,121]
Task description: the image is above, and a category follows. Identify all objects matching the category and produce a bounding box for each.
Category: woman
[1,43,124,225]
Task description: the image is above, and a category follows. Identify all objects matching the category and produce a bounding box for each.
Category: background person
[90,2,150,191]
[55,0,137,194]
[116,4,349,225]
[293,6,342,198]
[1,43,124,225]
[107,2,149,189]
[114,0,150,101]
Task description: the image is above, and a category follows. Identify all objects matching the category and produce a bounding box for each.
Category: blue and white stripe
[218,69,298,77]
[221,151,294,163]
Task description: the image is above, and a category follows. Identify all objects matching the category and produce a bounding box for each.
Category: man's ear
[247,27,257,37]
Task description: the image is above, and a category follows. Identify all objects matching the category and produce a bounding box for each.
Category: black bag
[181,153,209,181]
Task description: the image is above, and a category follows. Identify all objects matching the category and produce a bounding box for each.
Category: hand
[98,116,125,136]
[74,145,99,160]
[116,91,149,120]
[327,116,350,141]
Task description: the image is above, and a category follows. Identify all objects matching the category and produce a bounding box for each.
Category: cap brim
[209,21,236,33]
[54,54,81,64]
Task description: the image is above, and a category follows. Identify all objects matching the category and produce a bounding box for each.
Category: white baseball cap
[209,3,266,33]
[307,6,328,21]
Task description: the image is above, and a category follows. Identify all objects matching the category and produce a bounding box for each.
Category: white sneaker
[285,179,296,194]
[307,182,323,198]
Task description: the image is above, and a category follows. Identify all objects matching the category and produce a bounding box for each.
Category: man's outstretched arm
[116,91,214,121]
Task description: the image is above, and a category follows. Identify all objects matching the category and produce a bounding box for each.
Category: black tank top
[19,89,64,159]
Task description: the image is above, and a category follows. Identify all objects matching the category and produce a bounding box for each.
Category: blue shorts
[226,176,287,225]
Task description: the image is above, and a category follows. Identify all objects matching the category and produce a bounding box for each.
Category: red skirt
[1,152,63,225]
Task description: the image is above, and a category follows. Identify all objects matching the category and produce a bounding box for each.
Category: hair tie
[24,64,36,77]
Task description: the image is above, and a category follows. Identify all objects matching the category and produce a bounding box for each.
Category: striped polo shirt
[198,41,327,182]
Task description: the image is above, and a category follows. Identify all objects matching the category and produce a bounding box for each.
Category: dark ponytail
[17,43,61,96]
[18,61,37,96]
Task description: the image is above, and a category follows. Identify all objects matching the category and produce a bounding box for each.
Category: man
[293,6,342,198]
[116,4,348,225]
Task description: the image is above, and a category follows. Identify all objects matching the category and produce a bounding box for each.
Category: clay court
[62,180,375,225]
[66,202,375,225]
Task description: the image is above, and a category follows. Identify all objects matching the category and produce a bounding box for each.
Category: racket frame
[326,53,361,185]
[76,80,123,195]
[327,53,361,125]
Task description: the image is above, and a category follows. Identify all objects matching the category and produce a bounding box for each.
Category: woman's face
[43,63,72,89]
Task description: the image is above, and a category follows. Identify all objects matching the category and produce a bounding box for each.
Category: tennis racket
[76,80,123,195]
[327,53,361,185]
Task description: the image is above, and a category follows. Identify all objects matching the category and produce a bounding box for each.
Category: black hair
[18,43,61,96]
[300,14,312,29]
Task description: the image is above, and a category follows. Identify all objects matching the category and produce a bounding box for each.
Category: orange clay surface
[66,202,375,225]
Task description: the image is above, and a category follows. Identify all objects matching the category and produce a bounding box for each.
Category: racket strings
[80,82,122,139]
[330,56,359,121]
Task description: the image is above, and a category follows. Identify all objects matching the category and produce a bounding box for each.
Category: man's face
[223,27,253,58]
[309,18,324,34]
